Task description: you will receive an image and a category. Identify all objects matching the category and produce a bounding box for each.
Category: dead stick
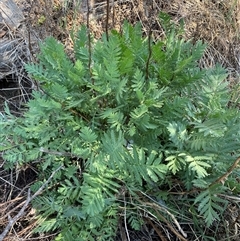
[146,218,168,241]
[210,157,240,186]
[0,165,63,241]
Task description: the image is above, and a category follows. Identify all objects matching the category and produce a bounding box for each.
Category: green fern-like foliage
[1,13,240,240]
[194,184,228,227]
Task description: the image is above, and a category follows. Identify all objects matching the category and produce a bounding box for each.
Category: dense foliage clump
[1,14,240,240]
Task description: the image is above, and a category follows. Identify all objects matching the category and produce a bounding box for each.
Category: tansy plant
[1,13,240,241]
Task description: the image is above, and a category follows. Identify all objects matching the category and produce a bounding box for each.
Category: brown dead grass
[0,0,240,240]
[17,0,240,71]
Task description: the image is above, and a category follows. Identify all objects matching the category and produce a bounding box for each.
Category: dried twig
[210,157,240,186]
[145,21,152,80]
[106,0,110,41]
[137,191,187,239]
[141,201,188,240]
[86,0,92,77]
[0,165,63,241]
[123,194,130,241]
[146,218,168,241]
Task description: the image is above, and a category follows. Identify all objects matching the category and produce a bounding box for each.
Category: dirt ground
[0,0,240,240]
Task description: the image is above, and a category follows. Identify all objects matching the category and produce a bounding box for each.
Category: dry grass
[16,0,240,70]
[0,0,240,240]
